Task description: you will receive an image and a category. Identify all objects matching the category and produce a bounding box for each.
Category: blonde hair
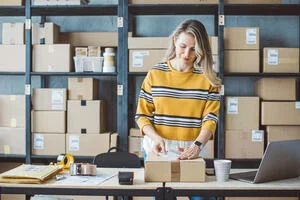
[164,19,221,88]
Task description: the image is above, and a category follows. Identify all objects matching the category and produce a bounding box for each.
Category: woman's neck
[170,59,192,72]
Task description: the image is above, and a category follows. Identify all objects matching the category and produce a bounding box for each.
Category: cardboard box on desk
[225,130,264,159]
[2,23,24,45]
[145,153,205,182]
[31,111,66,133]
[68,77,98,100]
[224,27,259,50]
[266,126,300,143]
[128,136,143,158]
[225,96,260,132]
[67,100,105,134]
[66,133,111,156]
[0,95,25,128]
[263,48,299,73]
[0,127,25,155]
[129,49,166,72]
[32,88,67,111]
[32,22,60,44]
[261,102,300,125]
[32,44,72,72]
[0,45,25,72]
[255,78,296,101]
[32,133,65,156]
[224,50,259,73]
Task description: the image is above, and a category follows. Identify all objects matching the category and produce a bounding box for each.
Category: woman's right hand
[152,138,166,155]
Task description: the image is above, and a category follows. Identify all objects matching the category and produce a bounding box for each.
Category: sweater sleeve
[201,85,221,138]
[135,72,154,135]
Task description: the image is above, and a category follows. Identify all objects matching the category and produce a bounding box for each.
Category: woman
[136,19,221,161]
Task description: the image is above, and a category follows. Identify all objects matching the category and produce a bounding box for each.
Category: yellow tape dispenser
[56,154,74,169]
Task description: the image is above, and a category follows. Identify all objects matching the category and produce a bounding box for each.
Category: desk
[165,169,300,199]
[0,168,164,200]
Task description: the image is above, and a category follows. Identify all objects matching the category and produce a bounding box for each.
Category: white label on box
[51,89,64,110]
[69,135,80,151]
[296,102,300,109]
[10,118,17,128]
[132,51,149,68]
[227,97,238,114]
[246,28,257,45]
[34,134,44,150]
[267,49,278,65]
[252,130,263,142]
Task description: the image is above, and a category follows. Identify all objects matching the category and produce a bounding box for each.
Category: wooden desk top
[0,168,162,190]
[166,169,300,190]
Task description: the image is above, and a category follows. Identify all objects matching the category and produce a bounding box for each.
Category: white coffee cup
[214,159,232,182]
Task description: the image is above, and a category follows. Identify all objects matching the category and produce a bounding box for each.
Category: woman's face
[174,32,197,68]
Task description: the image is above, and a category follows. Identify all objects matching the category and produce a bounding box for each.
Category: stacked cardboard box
[263,48,299,73]
[128,37,169,72]
[128,128,143,158]
[0,95,25,155]
[224,27,260,72]
[0,23,25,72]
[225,96,264,158]
[255,78,300,143]
[66,77,115,156]
[31,88,67,155]
[32,22,72,72]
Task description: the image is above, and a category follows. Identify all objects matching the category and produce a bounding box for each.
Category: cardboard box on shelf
[225,197,297,200]
[66,133,111,156]
[225,96,260,131]
[224,27,259,50]
[129,49,166,72]
[0,127,25,155]
[128,136,143,158]
[31,111,66,133]
[32,44,72,72]
[261,102,300,125]
[0,0,23,6]
[145,152,205,182]
[255,78,296,101]
[67,100,105,134]
[129,128,141,137]
[225,130,264,159]
[209,36,218,55]
[266,126,300,143]
[224,50,259,73]
[110,132,118,148]
[32,133,65,156]
[263,48,299,73]
[59,32,119,47]
[68,77,98,100]
[200,140,214,159]
[0,45,25,72]
[225,0,281,3]
[32,22,60,45]
[128,37,170,49]
[32,88,67,111]
[1,194,25,200]
[0,95,25,128]
[2,23,24,45]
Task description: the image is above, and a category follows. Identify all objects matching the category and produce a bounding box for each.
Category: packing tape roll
[70,163,97,176]
[57,154,74,169]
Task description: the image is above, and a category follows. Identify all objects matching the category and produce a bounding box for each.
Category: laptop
[229,139,300,184]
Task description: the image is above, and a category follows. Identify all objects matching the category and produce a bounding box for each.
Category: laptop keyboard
[230,170,258,182]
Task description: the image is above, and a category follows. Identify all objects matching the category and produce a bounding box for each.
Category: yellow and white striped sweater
[136,61,220,141]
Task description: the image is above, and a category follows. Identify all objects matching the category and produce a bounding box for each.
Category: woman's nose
[184,49,190,57]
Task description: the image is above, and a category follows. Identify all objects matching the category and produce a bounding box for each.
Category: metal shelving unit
[1,1,299,167]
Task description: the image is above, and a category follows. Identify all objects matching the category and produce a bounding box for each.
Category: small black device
[118,171,134,185]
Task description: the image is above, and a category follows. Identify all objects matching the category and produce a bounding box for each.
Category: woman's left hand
[177,143,201,160]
